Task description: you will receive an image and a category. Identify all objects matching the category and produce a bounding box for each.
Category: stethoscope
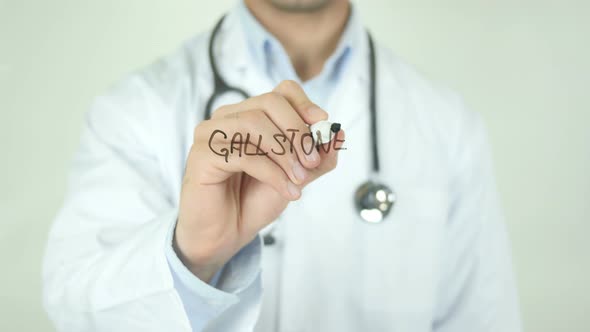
[204,15,396,234]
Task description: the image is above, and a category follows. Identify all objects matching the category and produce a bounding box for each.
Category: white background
[1,0,588,331]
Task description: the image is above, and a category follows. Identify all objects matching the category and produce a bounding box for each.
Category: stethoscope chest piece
[355,181,396,223]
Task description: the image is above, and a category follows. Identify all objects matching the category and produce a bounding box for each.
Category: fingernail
[287,181,301,198]
[292,160,307,183]
[305,147,320,163]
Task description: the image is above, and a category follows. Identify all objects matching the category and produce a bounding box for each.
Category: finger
[304,129,346,184]
[194,111,310,186]
[211,80,328,124]
[273,80,328,124]
[189,141,301,201]
[253,92,321,168]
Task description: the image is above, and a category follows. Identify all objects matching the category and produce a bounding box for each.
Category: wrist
[172,224,224,283]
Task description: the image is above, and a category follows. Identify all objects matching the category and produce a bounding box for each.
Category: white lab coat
[42,7,521,332]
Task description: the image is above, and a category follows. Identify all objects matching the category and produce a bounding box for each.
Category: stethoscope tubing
[204,15,250,121]
[203,14,394,226]
[204,14,379,175]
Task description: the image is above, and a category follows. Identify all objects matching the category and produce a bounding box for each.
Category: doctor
[43,0,521,331]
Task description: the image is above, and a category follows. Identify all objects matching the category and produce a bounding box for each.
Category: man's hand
[174,80,344,282]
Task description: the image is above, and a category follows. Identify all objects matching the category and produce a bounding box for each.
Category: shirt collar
[237,1,362,83]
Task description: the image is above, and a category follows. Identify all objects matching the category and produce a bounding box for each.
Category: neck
[244,0,350,81]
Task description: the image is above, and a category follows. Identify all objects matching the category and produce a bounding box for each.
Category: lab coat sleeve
[432,106,522,331]
[165,219,263,331]
[42,75,262,332]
